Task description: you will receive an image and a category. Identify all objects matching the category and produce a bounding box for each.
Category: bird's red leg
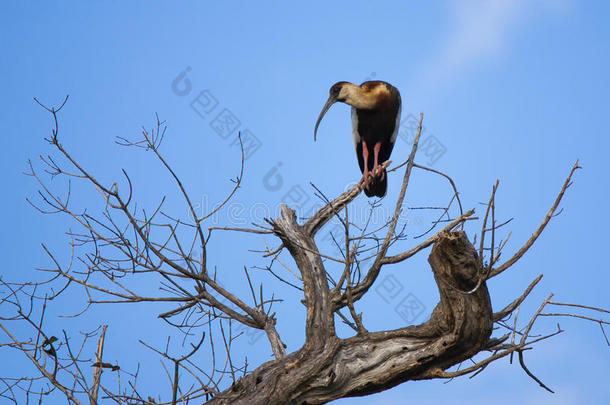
[359,142,371,187]
[373,142,385,181]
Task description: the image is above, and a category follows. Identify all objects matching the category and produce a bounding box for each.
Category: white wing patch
[390,103,401,143]
[351,107,361,151]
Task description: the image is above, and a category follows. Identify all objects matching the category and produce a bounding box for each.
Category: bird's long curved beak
[314,96,337,141]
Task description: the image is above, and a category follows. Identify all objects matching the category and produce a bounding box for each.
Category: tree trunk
[207,230,492,404]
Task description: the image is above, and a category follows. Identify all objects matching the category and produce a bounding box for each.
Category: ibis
[314,81,401,197]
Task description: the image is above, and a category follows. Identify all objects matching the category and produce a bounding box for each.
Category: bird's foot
[371,165,385,181]
[359,167,384,191]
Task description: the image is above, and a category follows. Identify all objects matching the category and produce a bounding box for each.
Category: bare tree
[1,97,607,405]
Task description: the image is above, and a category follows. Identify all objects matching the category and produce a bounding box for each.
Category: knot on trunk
[429,230,482,293]
[422,231,493,363]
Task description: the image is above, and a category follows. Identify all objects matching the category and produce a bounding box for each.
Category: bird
[314,80,401,197]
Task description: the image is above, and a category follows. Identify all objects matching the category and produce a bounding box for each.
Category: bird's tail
[364,169,387,198]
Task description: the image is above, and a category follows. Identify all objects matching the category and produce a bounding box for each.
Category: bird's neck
[343,83,388,110]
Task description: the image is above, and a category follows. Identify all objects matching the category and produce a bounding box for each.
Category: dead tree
[0,96,607,404]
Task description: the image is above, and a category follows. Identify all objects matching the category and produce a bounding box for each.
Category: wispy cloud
[417,0,571,90]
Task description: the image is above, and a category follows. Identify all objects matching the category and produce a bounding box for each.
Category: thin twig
[490,161,580,278]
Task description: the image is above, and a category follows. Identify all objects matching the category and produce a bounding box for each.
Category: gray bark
[207,207,492,405]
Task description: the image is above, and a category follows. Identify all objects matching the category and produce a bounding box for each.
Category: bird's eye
[332,86,340,94]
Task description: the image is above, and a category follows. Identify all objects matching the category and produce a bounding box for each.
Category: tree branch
[490,161,580,278]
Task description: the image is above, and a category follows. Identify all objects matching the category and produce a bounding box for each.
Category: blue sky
[1,1,609,404]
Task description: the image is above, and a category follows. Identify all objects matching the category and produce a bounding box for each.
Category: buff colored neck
[339,82,386,110]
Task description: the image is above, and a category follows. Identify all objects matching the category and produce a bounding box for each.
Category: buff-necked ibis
[314,80,401,197]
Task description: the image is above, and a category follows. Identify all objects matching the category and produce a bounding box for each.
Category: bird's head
[314,81,356,141]
[314,81,383,141]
